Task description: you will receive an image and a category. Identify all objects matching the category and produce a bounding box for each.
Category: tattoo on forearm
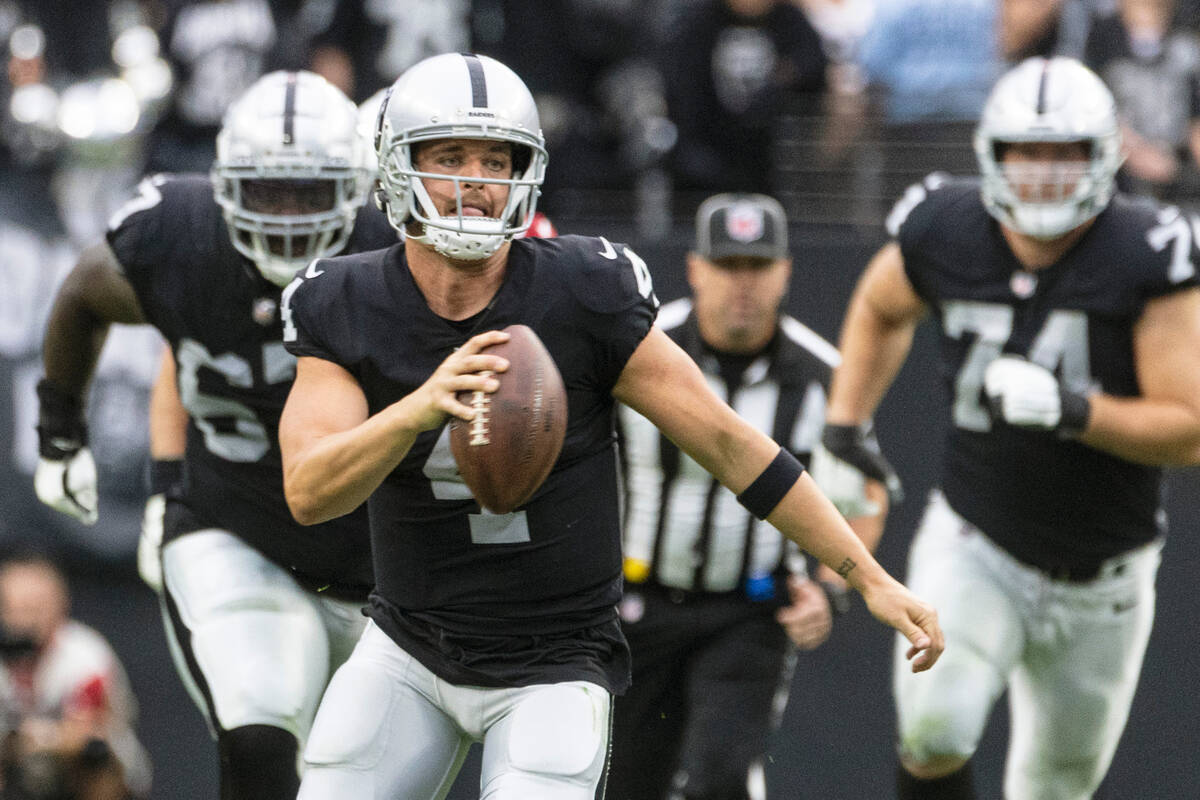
[836,558,856,579]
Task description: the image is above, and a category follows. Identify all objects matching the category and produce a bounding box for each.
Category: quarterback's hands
[775,576,833,650]
[808,443,880,518]
[983,355,1090,435]
[34,379,97,525]
[819,423,903,504]
[860,577,943,673]
[405,330,510,432]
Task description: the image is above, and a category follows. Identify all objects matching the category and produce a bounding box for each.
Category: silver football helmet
[974,57,1123,240]
[213,70,369,286]
[357,87,390,179]
[374,53,548,260]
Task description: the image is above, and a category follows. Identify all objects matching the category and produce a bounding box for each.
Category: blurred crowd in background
[4,0,1200,796]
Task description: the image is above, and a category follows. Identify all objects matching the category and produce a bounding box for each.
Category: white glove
[138,494,166,592]
[984,355,1092,435]
[34,448,99,525]
[808,443,880,518]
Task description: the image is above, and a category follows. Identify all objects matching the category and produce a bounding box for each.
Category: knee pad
[163,532,330,736]
[507,684,608,780]
[896,642,1002,767]
[219,724,299,800]
[896,696,985,768]
[302,660,396,771]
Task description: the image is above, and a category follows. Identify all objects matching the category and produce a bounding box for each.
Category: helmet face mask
[213,71,369,286]
[974,57,1123,240]
[375,53,548,260]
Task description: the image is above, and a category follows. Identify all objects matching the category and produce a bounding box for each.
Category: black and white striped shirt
[618,298,840,595]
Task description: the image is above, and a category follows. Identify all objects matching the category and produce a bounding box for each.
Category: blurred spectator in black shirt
[308,0,470,102]
[145,0,345,173]
[1086,0,1200,200]
[663,0,827,194]
[475,0,673,212]
[144,0,278,172]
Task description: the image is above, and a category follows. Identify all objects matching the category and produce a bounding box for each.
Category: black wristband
[736,449,805,520]
[1057,386,1091,438]
[35,378,87,458]
[147,459,184,496]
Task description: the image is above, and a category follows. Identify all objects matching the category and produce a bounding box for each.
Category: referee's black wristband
[147,459,184,496]
[737,449,805,520]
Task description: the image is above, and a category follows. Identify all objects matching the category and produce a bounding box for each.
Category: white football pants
[298,621,612,800]
[161,529,368,742]
[895,491,1160,800]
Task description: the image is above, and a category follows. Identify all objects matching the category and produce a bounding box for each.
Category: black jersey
[105,173,396,593]
[283,234,659,691]
[892,174,1199,571]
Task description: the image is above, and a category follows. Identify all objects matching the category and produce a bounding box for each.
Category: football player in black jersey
[34,71,397,800]
[278,52,941,800]
[822,57,1200,800]
[609,193,888,800]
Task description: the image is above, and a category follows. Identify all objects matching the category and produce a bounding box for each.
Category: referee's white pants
[894,491,1160,800]
[298,621,612,800]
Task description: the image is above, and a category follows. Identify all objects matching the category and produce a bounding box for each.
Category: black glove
[820,423,904,504]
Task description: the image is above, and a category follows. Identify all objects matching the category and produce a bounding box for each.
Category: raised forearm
[827,244,924,424]
[827,300,916,424]
[148,348,186,460]
[42,243,144,398]
[42,281,110,398]
[766,473,891,594]
[283,395,423,525]
[1082,394,1200,466]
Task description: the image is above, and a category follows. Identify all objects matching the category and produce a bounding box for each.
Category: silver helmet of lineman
[974,57,1123,240]
[374,52,548,260]
[213,70,370,286]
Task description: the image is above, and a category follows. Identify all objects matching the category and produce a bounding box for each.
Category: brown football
[449,324,568,514]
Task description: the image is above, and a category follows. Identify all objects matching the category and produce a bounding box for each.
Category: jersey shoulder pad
[346,202,399,254]
[545,234,659,314]
[282,249,381,355]
[885,173,978,243]
[105,173,219,280]
[1103,195,1200,292]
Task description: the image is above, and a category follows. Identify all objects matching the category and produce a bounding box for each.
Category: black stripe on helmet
[283,72,297,145]
[462,53,488,107]
[1036,59,1050,116]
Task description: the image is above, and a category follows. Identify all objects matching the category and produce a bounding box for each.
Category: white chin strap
[1007,203,1089,240]
[254,256,308,287]
[408,179,510,260]
[409,216,507,260]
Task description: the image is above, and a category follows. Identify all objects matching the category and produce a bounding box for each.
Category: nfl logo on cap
[726,203,766,243]
[695,193,788,262]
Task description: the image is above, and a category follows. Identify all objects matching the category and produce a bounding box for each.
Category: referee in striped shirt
[608,193,888,800]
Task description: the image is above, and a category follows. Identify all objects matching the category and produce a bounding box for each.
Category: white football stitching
[469,370,493,445]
